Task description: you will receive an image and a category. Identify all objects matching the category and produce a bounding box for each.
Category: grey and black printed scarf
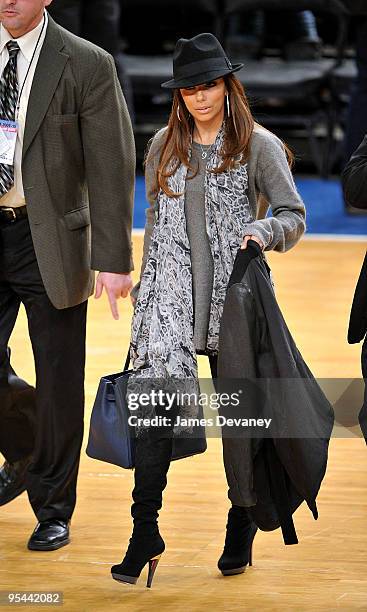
[128,124,253,429]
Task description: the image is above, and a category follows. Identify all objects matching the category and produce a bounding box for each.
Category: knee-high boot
[111,434,172,587]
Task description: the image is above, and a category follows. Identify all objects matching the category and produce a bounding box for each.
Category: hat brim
[161,64,244,89]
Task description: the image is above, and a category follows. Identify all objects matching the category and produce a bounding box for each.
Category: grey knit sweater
[131,125,306,349]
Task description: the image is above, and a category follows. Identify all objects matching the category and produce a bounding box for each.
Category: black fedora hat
[161,32,243,89]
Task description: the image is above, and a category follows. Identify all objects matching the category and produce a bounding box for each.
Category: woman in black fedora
[111,32,306,587]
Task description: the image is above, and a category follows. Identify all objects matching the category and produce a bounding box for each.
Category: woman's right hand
[241,235,264,251]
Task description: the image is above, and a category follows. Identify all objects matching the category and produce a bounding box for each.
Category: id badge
[0,119,18,165]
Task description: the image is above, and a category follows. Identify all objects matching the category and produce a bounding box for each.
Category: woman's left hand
[240,235,264,250]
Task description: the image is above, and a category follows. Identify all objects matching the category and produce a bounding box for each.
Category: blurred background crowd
[47,0,367,213]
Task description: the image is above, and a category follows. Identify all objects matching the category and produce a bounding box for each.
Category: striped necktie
[0,40,20,197]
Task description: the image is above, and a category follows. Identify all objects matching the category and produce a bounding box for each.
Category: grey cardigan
[131,124,306,300]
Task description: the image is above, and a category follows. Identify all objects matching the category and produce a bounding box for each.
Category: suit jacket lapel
[23,18,69,159]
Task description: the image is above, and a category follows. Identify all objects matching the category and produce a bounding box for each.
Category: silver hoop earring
[226,94,230,117]
[177,105,181,122]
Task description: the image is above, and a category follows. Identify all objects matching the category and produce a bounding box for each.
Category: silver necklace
[194,130,213,159]
[197,141,212,160]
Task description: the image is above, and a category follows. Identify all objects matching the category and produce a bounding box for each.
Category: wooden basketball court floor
[1,236,367,611]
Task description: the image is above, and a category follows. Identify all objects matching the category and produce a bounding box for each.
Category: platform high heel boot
[111,434,172,587]
[218,505,258,576]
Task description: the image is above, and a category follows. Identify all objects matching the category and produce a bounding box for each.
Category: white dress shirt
[0,11,48,208]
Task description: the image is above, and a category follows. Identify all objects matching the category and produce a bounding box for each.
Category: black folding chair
[220,0,348,175]
[121,0,220,157]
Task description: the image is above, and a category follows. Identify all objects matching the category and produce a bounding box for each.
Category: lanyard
[14,13,46,119]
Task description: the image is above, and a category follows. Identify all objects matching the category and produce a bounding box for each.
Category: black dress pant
[0,218,87,522]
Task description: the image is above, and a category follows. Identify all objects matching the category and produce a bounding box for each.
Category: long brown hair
[150,74,293,198]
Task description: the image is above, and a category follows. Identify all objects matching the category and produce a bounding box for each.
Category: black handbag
[86,351,207,469]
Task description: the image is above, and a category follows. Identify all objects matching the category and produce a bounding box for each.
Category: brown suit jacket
[21,16,135,309]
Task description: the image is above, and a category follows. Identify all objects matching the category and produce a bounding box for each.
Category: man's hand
[95,272,133,320]
[240,235,264,250]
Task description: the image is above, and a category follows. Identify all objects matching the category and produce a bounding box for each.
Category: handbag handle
[124,347,131,371]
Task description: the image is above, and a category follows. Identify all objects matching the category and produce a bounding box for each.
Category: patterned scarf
[128,124,252,427]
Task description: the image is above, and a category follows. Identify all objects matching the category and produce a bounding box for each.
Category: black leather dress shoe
[0,457,31,506]
[27,519,70,551]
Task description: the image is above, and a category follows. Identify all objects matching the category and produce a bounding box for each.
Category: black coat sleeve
[342,135,367,209]
[348,252,367,344]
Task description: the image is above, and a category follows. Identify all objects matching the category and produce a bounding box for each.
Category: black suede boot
[111,435,172,587]
[218,505,258,576]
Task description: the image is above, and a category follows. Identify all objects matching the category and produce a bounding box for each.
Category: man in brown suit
[0,0,135,550]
